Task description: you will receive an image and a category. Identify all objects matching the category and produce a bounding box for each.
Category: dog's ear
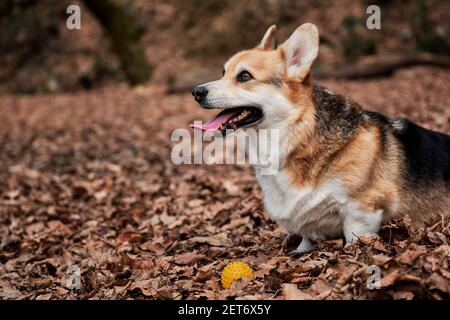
[281,23,319,81]
[258,25,277,50]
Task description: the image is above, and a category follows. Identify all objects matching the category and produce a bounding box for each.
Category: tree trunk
[82,0,152,86]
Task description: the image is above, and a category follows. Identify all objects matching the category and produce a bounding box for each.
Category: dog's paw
[288,237,315,255]
[287,249,308,256]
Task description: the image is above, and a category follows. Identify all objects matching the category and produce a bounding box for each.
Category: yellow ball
[221,261,253,289]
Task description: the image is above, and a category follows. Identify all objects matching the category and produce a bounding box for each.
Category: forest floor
[0,66,449,300]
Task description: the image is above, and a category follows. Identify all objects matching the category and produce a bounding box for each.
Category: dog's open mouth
[190,107,263,135]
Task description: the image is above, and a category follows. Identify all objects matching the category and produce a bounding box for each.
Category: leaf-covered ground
[0,67,449,300]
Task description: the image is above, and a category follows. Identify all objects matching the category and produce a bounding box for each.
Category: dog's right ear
[281,23,319,81]
[258,25,277,50]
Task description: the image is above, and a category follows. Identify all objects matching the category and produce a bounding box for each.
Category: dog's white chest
[255,169,348,239]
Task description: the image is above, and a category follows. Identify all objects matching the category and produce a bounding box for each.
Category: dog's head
[191,23,319,135]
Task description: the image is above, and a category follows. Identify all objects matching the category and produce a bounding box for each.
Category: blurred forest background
[0,0,449,300]
[1,0,449,93]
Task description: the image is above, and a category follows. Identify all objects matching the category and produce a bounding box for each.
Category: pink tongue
[190,110,239,132]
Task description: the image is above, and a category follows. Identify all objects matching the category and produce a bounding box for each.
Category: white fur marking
[256,171,384,244]
[294,237,315,253]
[343,209,383,244]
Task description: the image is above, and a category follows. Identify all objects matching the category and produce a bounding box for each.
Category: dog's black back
[394,119,450,188]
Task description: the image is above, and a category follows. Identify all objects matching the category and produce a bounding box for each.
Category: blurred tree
[413,0,449,54]
[82,0,152,85]
[0,0,152,89]
[0,0,61,91]
[341,15,377,62]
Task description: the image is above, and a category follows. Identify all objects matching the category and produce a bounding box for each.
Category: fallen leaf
[36,293,52,300]
[392,291,414,300]
[26,222,45,237]
[228,277,250,296]
[155,286,173,300]
[426,273,450,294]
[223,180,240,196]
[282,283,313,300]
[372,254,391,265]
[194,264,214,282]
[47,220,73,236]
[396,245,427,265]
[189,232,232,247]
[264,269,283,291]
[380,269,401,288]
[116,231,142,244]
[139,241,165,255]
[129,279,158,297]
[174,253,206,265]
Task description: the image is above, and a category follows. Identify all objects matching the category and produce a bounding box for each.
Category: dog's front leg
[343,209,383,245]
[288,237,315,255]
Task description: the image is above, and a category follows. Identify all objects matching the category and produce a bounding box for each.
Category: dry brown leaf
[373,240,388,252]
[372,254,391,265]
[392,291,414,300]
[116,231,142,244]
[396,245,427,265]
[159,212,177,226]
[358,236,377,245]
[426,231,447,244]
[223,217,251,230]
[155,286,173,300]
[223,180,240,196]
[253,263,274,278]
[188,232,232,247]
[282,283,313,300]
[399,274,421,283]
[433,244,450,256]
[207,277,222,292]
[308,277,333,298]
[129,279,158,297]
[0,280,21,299]
[228,277,250,297]
[139,241,165,255]
[380,269,401,288]
[194,264,214,282]
[264,269,283,291]
[426,273,450,294]
[440,269,450,279]
[36,293,52,300]
[174,253,206,265]
[47,220,73,236]
[25,222,45,237]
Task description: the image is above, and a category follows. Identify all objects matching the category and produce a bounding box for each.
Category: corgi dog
[191,23,450,253]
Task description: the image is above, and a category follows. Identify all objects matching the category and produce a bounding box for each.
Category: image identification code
[178,304,271,317]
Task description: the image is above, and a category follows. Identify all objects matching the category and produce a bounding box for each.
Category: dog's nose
[192,86,208,102]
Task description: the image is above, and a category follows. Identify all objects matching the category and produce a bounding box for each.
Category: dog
[191,23,450,253]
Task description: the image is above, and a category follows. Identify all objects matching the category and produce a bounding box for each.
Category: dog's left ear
[281,23,319,81]
[258,25,277,50]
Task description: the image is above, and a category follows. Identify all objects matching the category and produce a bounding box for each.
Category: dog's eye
[222,68,225,76]
[236,71,253,82]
